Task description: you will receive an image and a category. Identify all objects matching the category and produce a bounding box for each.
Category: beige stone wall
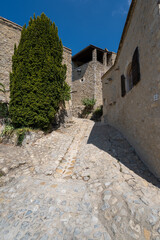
[102,0,160,178]
[72,62,95,116]
[62,46,72,117]
[94,62,110,107]
[62,46,72,87]
[72,59,109,117]
[0,17,72,110]
[0,17,21,102]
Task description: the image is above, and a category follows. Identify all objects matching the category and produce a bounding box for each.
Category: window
[77,68,81,74]
[121,74,126,97]
[126,63,133,92]
[121,47,140,97]
[123,47,140,95]
[80,78,85,82]
[132,47,140,86]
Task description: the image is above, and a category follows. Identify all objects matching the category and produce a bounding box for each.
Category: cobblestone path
[0,118,160,240]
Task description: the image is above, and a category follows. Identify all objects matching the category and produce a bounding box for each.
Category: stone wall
[72,62,95,116]
[62,46,72,117]
[102,0,160,178]
[0,16,72,109]
[62,46,72,87]
[72,48,114,117]
[0,17,21,102]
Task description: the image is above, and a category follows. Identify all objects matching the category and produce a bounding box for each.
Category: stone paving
[0,118,160,240]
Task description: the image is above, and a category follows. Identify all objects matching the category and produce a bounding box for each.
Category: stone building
[0,17,117,119]
[102,0,160,178]
[0,16,72,108]
[0,17,22,102]
[72,45,116,116]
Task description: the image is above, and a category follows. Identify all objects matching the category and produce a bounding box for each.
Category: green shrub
[9,13,70,130]
[82,98,96,108]
[1,125,32,146]
[1,125,14,137]
[0,102,9,118]
[0,83,8,118]
[0,83,6,96]
[16,128,30,146]
[80,98,96,118]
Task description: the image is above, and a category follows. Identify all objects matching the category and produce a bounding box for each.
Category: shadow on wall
[72,63,89,81]
[87,122,160,188]
[52,106,69,129]
[78,105,103,121]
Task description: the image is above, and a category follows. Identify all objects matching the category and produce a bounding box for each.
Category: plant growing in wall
[0,83,6,96]
[82,98,96,109]
[81,98,96,118]
[9,13,70,130]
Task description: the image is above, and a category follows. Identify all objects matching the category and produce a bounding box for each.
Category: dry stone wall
[102,0,160,178]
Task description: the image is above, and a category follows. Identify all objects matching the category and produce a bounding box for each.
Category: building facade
[72,45,116,116]
[102,0,160,178]
[0,17,22,102]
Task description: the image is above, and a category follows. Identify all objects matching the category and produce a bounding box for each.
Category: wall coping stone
[0,16,22,31]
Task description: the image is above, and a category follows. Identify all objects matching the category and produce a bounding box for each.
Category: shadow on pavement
[87,122,160,188]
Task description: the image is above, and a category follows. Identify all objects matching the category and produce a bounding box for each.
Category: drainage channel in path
[54,121,89,179]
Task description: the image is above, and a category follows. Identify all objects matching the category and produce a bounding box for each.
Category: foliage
[0,102,9,118]
[0,83,6,94]
[91,106,103,121]
[0,82,9,123]
[81,98,96,118]
[0,82,8,106]
[9,13,70,130]
[82,98,96,108]
[16,128,30,146]
[1,125,31,146]
[1,124,14,137]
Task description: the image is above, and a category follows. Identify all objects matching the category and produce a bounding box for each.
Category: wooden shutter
[121,74,126,97]
[132,47,140,86]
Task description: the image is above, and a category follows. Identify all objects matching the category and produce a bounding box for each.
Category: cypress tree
[9,13,70,129]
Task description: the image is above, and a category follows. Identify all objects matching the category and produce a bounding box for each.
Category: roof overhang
[72,44,107,62]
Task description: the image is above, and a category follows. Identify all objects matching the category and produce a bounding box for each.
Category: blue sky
[1,0,131,55]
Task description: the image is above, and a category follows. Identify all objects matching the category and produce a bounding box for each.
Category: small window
[80,78,85,82]
[77,68,81,75]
